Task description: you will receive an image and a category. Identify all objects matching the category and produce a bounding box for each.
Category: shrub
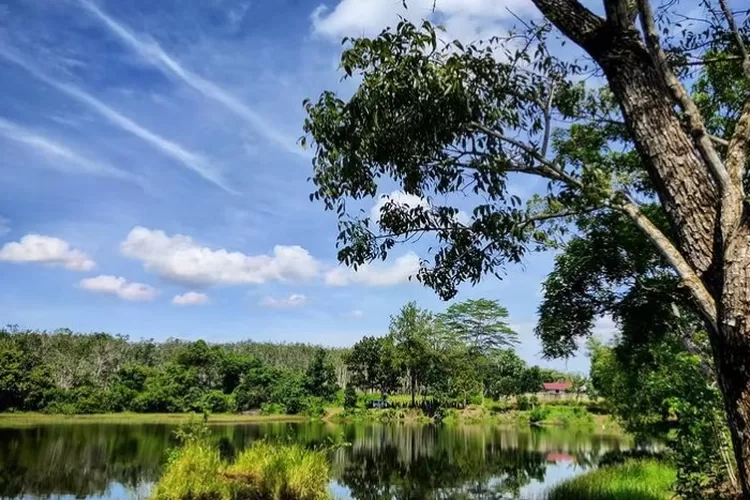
[529,405,551,424]
[516,394,532,411]
[302,397,326,418]
[260,403,285,416]
[202,391,235,414]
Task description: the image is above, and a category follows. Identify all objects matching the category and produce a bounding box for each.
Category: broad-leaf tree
[303,0,750,491]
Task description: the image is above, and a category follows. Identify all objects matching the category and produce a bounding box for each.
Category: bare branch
[717,0,750,189]
[541,82,557,159]
[636,0,733,198]
[616,195,718,333]
[717,0,750,83]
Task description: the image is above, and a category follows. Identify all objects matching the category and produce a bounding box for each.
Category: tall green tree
[390,302,435,406]
[485,349,527,400]
[302,0,750,489]
[304,348,339,401]
[347,335,400,395]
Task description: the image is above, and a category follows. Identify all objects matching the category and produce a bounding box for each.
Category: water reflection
[0,422,629,499]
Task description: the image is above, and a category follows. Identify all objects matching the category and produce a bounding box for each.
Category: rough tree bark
[531,0,750,495]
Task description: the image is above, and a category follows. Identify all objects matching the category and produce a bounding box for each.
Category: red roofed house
[542,381,571,397]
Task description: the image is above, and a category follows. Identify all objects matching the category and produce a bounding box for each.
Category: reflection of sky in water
[3,422,631,500]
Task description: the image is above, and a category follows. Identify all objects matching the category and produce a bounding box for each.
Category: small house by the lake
[541,381,571,396]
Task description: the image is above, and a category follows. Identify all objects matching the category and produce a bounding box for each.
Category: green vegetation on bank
[150,425,330,500]
[545,459,676,500]
[0,299,585,419]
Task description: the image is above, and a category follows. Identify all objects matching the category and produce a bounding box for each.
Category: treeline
[346,299,582,407]
[0,326,343,415]
[0,298,582,415]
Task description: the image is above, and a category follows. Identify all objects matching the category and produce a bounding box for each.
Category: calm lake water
[0,421,631,500]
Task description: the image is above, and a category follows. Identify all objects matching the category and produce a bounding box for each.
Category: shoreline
[0,407,622,434]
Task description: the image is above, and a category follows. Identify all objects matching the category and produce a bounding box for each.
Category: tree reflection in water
[0,422,629,499]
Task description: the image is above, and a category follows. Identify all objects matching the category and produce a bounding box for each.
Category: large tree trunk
[530,0,750,494]
[713,226,750,496]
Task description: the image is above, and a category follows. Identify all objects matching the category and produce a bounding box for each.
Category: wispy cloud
[260,294,307,308]
[77,0,306,158]
[0,117,135,181]
[0,47,233,192]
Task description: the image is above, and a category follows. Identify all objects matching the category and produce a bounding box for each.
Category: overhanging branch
[616,195,718,333]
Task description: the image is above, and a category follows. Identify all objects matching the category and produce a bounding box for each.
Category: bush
[529,405,550,424]
[202,391,235,414]
[516,394,532,411]
[260,403,285,416]
[302,397,326,418]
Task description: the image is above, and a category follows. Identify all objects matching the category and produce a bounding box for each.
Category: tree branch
[636,0,733,198]
[603,0,638,28]
[541,82,557,159]
[717,0,750,189]
[469,122,584,188]
[616,196,718,333]
[717,0,750,83]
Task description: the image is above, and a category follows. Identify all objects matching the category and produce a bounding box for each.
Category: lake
[0,421,631,499]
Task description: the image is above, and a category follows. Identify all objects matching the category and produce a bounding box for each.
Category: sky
[0,0,621,373]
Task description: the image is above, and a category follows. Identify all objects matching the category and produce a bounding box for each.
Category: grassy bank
[544,459,676,500]
[0,412,308,427]
[0,399,619,432]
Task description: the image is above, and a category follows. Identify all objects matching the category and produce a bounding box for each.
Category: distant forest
[0,300,580,415]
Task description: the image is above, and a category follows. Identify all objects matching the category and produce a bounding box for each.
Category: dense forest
[0,299,579,416]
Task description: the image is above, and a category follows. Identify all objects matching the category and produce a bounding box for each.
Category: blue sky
[0,0,621,373]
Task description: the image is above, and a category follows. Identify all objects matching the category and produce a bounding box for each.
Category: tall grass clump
[227,441,330,500]
[150,422,331,500]
[150,439,227,500]
[545,459,676,500]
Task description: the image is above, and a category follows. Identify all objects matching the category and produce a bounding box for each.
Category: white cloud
[260,293,307,308]
[0,48,230,192]
[311,0,533,42]
[0,217,9,236]
[370,191,429,221]
[348,309,364,319]
[121,226,320,287]
[0,234,95,271]
[592,315,618,343]
[172,291,210,306]
[370,190,470,226]
[77,0,305,158]
[0,118,136,182]
[79,275,158,301]
[325,252,420,286]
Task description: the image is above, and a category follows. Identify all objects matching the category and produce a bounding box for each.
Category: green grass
[544,459,676,500]
[150,440,228,500]
[227,441,330,500]
[0,412,308,427]
[150,439,331,500]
